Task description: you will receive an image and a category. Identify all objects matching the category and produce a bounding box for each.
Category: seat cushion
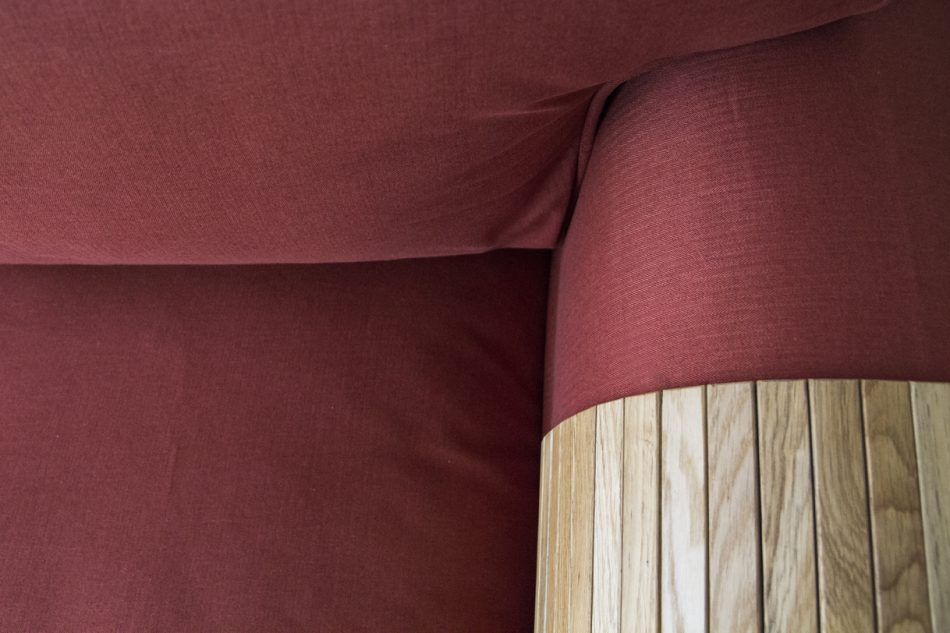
[545,0,950,428]
[0,0,885,264]
[0,251,548,632]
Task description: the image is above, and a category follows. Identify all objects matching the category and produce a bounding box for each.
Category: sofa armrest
[544,0,950,432]
[539,0,950,630]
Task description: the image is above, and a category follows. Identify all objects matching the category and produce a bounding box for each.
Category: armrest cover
[545,0,950,430]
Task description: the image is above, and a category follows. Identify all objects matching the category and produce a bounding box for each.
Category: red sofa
[1,0,948,630]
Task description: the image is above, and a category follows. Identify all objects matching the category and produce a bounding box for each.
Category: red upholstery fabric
[0,0,885,264]
[546,0,950,429]
[0,251,548,632]
[3,0,949,628]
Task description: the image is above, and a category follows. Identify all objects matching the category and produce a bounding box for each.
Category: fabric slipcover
[0,252,548,632]
[2,0,950,630]
[546,0,950,428]
[1,0,885,264]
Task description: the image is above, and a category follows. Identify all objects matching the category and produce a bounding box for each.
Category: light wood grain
[536,380,948,633]
[809,379,874,633]
[661,386,706,633]
[756,380,818,633]
[862,380,932,633]
[593,400,623,633]
[571,407,596,631]
[543,425,560,632]
[912,382,950,633]
[555,419,575,633]
[535,423,553,633]
[707,382,761,633]
[621,392,659,633]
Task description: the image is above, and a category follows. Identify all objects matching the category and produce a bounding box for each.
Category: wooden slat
[571,407,596,631]
[621,393,659,633]
[912,382,950,632]
[593,400,623,633]
[536,380,948,633]
[756,380,818,633]
[660,386,706,633]
[535,423,553,633]
[809,379,874,633]
[862,380,932,633]
[555,419,575,633]
[707,382,761,633]
[543,425,560,632]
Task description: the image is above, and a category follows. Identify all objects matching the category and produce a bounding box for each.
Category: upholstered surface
[545,0,950,429]
[2,0,950,629]
[0,251,548,632]
[1,0,885,264]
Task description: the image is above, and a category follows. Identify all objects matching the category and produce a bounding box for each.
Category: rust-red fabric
[0,252,548,632]
[0,0,885,264]
[546,0,950,430]
[4,0,950,628]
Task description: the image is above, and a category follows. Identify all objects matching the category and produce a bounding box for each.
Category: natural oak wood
[555,419,575,633]
[808,379,874,633]
[756,380,818,633]
[912,382,950,632]
[621,393,659,633]
[862,380,932,633]
[543,424,561,632]
[707,382,761,633]
[593,400,623,633]
[571,407,597,631]
[534,424,552,633]
[536,380,948,633]
[661,386,706,633]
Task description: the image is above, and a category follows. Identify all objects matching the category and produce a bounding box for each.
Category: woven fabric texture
[0,252,548,632]
[1,0,884,264]
[546,0,950,429]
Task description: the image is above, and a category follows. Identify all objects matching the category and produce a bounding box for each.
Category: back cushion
[0,0,885,264]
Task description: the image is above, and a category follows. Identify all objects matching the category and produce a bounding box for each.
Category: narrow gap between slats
[857,381,879,633]
[541,436,557,632]
[805,380,822,633]
[564,418,578,632]
[702,385,710,633]
[750,381,765,633]
[569,422,575,633]
[589,432,595,633]
[657,390,663,633]
[545,425,561,632]
[534,437,541,633]
[592,408,600,633]
[619,401,625,633]
[754,383,768,633]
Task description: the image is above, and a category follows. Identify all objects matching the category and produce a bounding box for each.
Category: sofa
[1,0,948,630]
